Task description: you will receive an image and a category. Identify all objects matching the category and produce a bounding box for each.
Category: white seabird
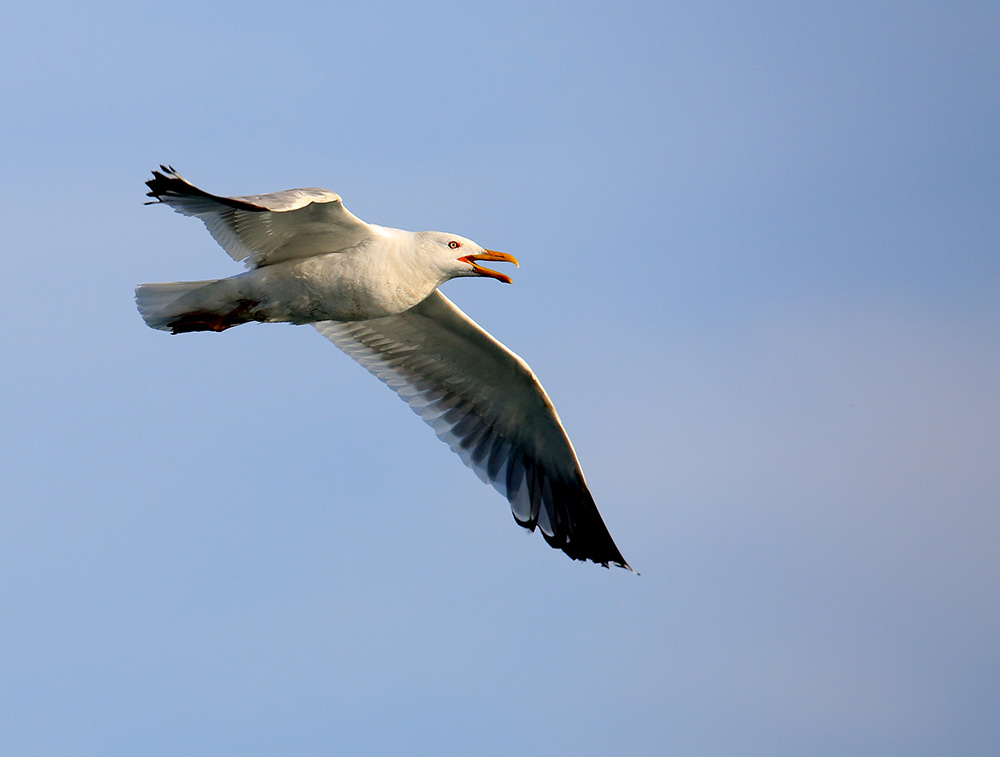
[136,166,631,570]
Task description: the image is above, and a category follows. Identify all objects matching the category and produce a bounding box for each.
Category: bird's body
[137,166,631,570]
[142,231,451,329]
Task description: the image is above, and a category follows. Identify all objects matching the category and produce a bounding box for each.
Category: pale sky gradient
[2,1,998,754]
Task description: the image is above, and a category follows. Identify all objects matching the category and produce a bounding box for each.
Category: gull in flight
[136,166,631,570]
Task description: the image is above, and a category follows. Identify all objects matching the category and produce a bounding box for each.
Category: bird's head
[419,231,520,284]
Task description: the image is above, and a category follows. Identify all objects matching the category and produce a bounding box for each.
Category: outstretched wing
[145,165,376,268]
[314,291,631,570]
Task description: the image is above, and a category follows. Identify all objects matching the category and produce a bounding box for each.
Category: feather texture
[315,291,631,569]
[145,166,374,267]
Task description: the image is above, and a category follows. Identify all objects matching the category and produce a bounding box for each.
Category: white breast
[245,234,441,323]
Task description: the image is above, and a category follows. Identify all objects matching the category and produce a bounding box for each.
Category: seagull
[136,166,631,570]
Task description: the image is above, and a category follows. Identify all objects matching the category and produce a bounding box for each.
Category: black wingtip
[145,164,187,203]
[143,165,267,212]
[528,476,634,572]
[571,539,635,573]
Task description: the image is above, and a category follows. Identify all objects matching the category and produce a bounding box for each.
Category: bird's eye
[448,240,461,249]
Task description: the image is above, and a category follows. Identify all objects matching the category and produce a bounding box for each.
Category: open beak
[459,250,520,284]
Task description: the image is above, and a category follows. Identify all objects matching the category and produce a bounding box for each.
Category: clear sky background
[2,1,998,754]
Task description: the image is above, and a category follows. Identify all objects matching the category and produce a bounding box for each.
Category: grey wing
[314,290,631,570]
[145,166,375,267]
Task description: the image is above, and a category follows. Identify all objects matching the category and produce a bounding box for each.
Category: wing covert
[145,166,375,267]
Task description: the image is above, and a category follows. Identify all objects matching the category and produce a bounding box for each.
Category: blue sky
[2,1,998,754]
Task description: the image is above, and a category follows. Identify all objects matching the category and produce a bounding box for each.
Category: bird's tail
[135,279,256,334]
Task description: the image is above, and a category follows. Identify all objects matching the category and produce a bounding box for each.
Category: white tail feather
[134,280,221,331]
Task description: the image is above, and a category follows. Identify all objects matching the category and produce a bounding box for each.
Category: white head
[416,231,520,284]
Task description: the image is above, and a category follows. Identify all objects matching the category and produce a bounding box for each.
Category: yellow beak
[460,250,520,284]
